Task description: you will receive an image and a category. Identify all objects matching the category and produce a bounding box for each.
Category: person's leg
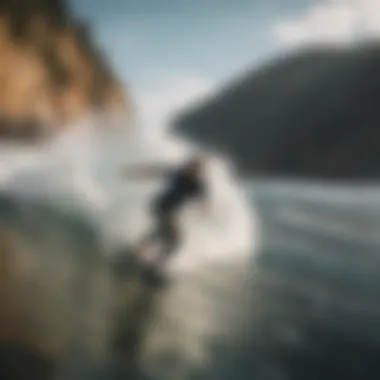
[156,215,180,265]
[135,214,161,256]
[137,227,158,250]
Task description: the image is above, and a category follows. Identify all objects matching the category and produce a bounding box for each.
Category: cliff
[0,0,130,140]
[174,44,380,180]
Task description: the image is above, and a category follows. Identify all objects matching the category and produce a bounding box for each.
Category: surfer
[122,155,209,266]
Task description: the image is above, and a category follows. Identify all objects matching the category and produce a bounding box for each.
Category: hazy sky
[69,0,380,128]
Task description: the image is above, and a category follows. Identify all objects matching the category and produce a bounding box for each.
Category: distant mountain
[0,0,132,140]
[173,44,380,180]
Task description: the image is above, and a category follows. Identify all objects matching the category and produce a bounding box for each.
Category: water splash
[0,114,255,259]
[0,114,257,379]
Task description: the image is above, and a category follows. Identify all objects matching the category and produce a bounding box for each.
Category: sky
[69,0,380,129]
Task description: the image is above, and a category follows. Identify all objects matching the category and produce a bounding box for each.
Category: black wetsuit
[142,167,206,260]
[153,168,206,215]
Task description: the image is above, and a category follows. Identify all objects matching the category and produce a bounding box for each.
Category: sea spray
[0,115,257,379]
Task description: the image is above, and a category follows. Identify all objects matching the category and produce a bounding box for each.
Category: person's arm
[121,163,173,180]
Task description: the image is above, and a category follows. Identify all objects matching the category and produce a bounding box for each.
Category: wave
[0,115,256,379]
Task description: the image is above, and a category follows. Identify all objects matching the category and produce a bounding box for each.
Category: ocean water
[0,118,254,379]
[0,119,379,380]
[243,181,380,380]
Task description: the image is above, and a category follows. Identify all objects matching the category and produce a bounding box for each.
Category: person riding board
[122,155,209,266]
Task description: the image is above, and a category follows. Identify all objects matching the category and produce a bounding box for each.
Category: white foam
[0,115,256,265]
[0,115,258,380]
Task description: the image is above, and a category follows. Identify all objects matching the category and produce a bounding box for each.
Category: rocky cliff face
[0,0,130,140]
[174,44,380,180]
